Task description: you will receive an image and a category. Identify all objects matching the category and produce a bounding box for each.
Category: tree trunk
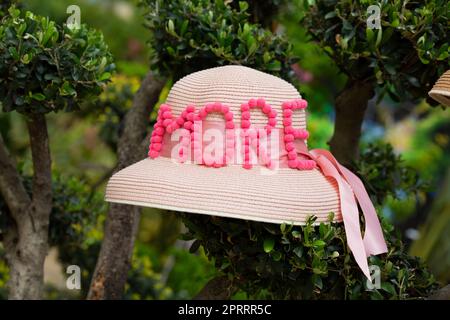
[428,284,450,300]
[329,79,374,167]
[88,71,165,299]
[1,113,52,299]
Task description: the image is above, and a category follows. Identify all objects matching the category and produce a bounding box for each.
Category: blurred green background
[0,0,448,299]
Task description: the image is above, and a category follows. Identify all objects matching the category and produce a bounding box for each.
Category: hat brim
[105,157,342,225]
[429,89,450,107]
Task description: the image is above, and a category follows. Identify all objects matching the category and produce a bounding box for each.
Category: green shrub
[0,172,181,299]
[83,74,142,151]
[23,0,149,61]
[0,6,114,114]
[356,143,428,206]
[0,172,105,297]
[301,0,449,103]
[179,142,437,299]
[141,0,296,81]
[182,214,437,299]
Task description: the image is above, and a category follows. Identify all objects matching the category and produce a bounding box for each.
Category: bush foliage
[0,173,182,299]
[141,0,296,81]
[180,143,437,299]
[301,0,450,103]
[356,143,428,205]
[0,6,114,114]
[182,214,437,299]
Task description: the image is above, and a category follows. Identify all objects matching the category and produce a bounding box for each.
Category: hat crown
[166,65,306,130]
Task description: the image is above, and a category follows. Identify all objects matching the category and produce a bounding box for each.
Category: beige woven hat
[105,65,389,278]
[105,65,342,224]
[429,70,450,107]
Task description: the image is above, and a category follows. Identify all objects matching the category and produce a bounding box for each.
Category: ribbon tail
[310,152,371,280]
[339,165,388,256]
[311,149,388,256]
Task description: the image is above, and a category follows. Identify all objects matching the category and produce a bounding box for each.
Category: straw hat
[429,70,450,107]
[106,65,340,223]
[105,65,387,278]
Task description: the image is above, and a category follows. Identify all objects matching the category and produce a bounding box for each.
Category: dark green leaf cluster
[178,145,435,299]
[0,1,18,18]
[0,172,104,295]
[0,172,105,247]
[83,75,140,151]
[141,0,296,81]
[0,6,115,114]
[229,0,288,28]
[356,142,429,205]
[302,0,449,102]
[0,173,177,299]
[181,213,438,299]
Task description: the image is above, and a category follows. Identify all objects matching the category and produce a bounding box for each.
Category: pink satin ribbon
[294,142,387,280]
[158,125,388,279]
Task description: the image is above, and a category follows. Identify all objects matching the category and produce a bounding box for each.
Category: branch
[27,113,52,219]
[0,132,30,217]
[88,71,165,300]
[329,79,374,166]
[1,113,52,299]
[140,131,152,156]
[117,71,166,169]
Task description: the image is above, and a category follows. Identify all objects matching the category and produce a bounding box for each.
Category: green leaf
[370,290,384,300]
[180,20,189,36]
[99,72,111,81]
[293,246,303,258]
[291,230,301,239]
[166,46,175,56]
[8,47,19,60]
[313,240,326,248]
[60,81,76,96]
[327,212,334,222]
[324,11,336,19]
[247,37,257,56]
[375,28,383,48]
[271,251,282,261]
[263,51,271,64]
[21,53,31,64]
[385,261,393,273]
[42,22,58,46]
[319,223,326,237]
[312,274,323,289]
[239,1,249,12]
[366,28,374,43]
[263,238,275,253]
[17,23,27,37]
[381,282,396,296]
[167,19,176,36]
[266,61,281,71]
[384,64,396,75]
[8,6,20,18]
[31,93,46,101]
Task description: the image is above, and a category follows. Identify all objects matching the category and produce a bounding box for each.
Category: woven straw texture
[429,70,450,107]
[105,66,343,224]
[168,65,307,129]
